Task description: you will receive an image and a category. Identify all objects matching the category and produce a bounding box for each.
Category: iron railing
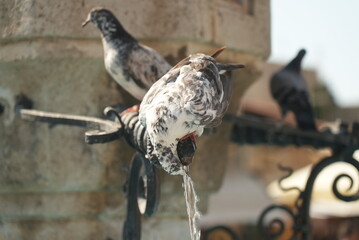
[227,114,359,240]
[19,107,359,240]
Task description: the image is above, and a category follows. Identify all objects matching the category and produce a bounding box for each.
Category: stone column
[0,1,270,239]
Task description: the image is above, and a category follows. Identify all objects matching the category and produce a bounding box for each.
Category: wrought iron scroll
[226,114,357,149]
[225,114,359,240]
[202,225,240,240]
[122,153,160,240]
[257,148,359,240]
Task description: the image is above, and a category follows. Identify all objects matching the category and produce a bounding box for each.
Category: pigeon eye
[98,15,107,22]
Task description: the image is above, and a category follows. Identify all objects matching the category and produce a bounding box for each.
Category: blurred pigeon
[139,47,245,175]
[270,49,317,131]
[82,7,171,100]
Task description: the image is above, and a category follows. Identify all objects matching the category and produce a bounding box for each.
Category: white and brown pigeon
[139,47,245,175]
[82,7,171,100]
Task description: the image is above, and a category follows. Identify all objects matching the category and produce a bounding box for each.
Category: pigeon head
[285,48,306,72]
[82,7,135,42]
[177,132,197,166]
[144,117,197,175]
[148,133,197,175]
[82,7,114,28]
[297,49,306,58]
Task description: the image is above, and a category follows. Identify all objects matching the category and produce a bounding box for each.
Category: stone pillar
[0,1,270,239]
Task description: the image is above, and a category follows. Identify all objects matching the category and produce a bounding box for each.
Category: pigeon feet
[121,104,140,116]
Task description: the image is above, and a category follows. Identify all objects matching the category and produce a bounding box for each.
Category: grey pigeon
[139,47,245,175]
[82,7,171,100]
[270,49,317,131]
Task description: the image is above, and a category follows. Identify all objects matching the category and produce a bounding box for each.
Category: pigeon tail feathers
[211,46,227,58]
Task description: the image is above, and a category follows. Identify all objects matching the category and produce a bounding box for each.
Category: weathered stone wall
[0,0,270,239]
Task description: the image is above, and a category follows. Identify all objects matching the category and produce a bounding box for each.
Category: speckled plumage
[139,51,244,175]
[83,7,171,100]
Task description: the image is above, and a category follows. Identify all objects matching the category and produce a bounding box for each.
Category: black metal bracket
[20,108,359,240]
[122,153,160,240]
[226,114,359,149]
[21,109,122,144]
[20,107,159,240]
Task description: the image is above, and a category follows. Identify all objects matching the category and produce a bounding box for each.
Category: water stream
[182,167,201,240]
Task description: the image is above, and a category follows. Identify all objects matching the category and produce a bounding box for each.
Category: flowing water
[182,167,201,240]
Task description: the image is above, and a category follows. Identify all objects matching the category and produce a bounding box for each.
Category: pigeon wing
[287,91,317,131]
[184,59,225,127]
[126,44,172,88]
[139,62,185,126]
[216,73,233,124]
[198,74,233,128]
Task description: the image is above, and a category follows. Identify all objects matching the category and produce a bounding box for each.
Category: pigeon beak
[82,16,91,27]
[180,156,194,166]
[177,132,197,166]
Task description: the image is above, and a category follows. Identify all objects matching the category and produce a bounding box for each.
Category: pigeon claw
[120,104,140,116]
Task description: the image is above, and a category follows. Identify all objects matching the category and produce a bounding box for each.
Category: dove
[82,7,171,100]
[139,47,245,175]
[270,49,317,131]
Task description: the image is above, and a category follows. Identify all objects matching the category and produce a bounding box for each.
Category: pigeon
[82,7,171,100]
[270,49,317,131]
[139,47,245,175]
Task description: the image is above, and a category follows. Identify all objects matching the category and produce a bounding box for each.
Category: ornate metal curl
[202,225,240,240]
[332,149,359,202]
[122,153,160,240]
[257,148,359,240]
[225,114,359,240]
[258,204,296,239]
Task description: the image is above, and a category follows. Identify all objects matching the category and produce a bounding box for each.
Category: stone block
[0,219,122,240]
[0,56,238,235]
[0,59,136,192]
[0,0,271,238]
[0,217,193,240]
[1,0,270,55]
[0,192,108,218]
